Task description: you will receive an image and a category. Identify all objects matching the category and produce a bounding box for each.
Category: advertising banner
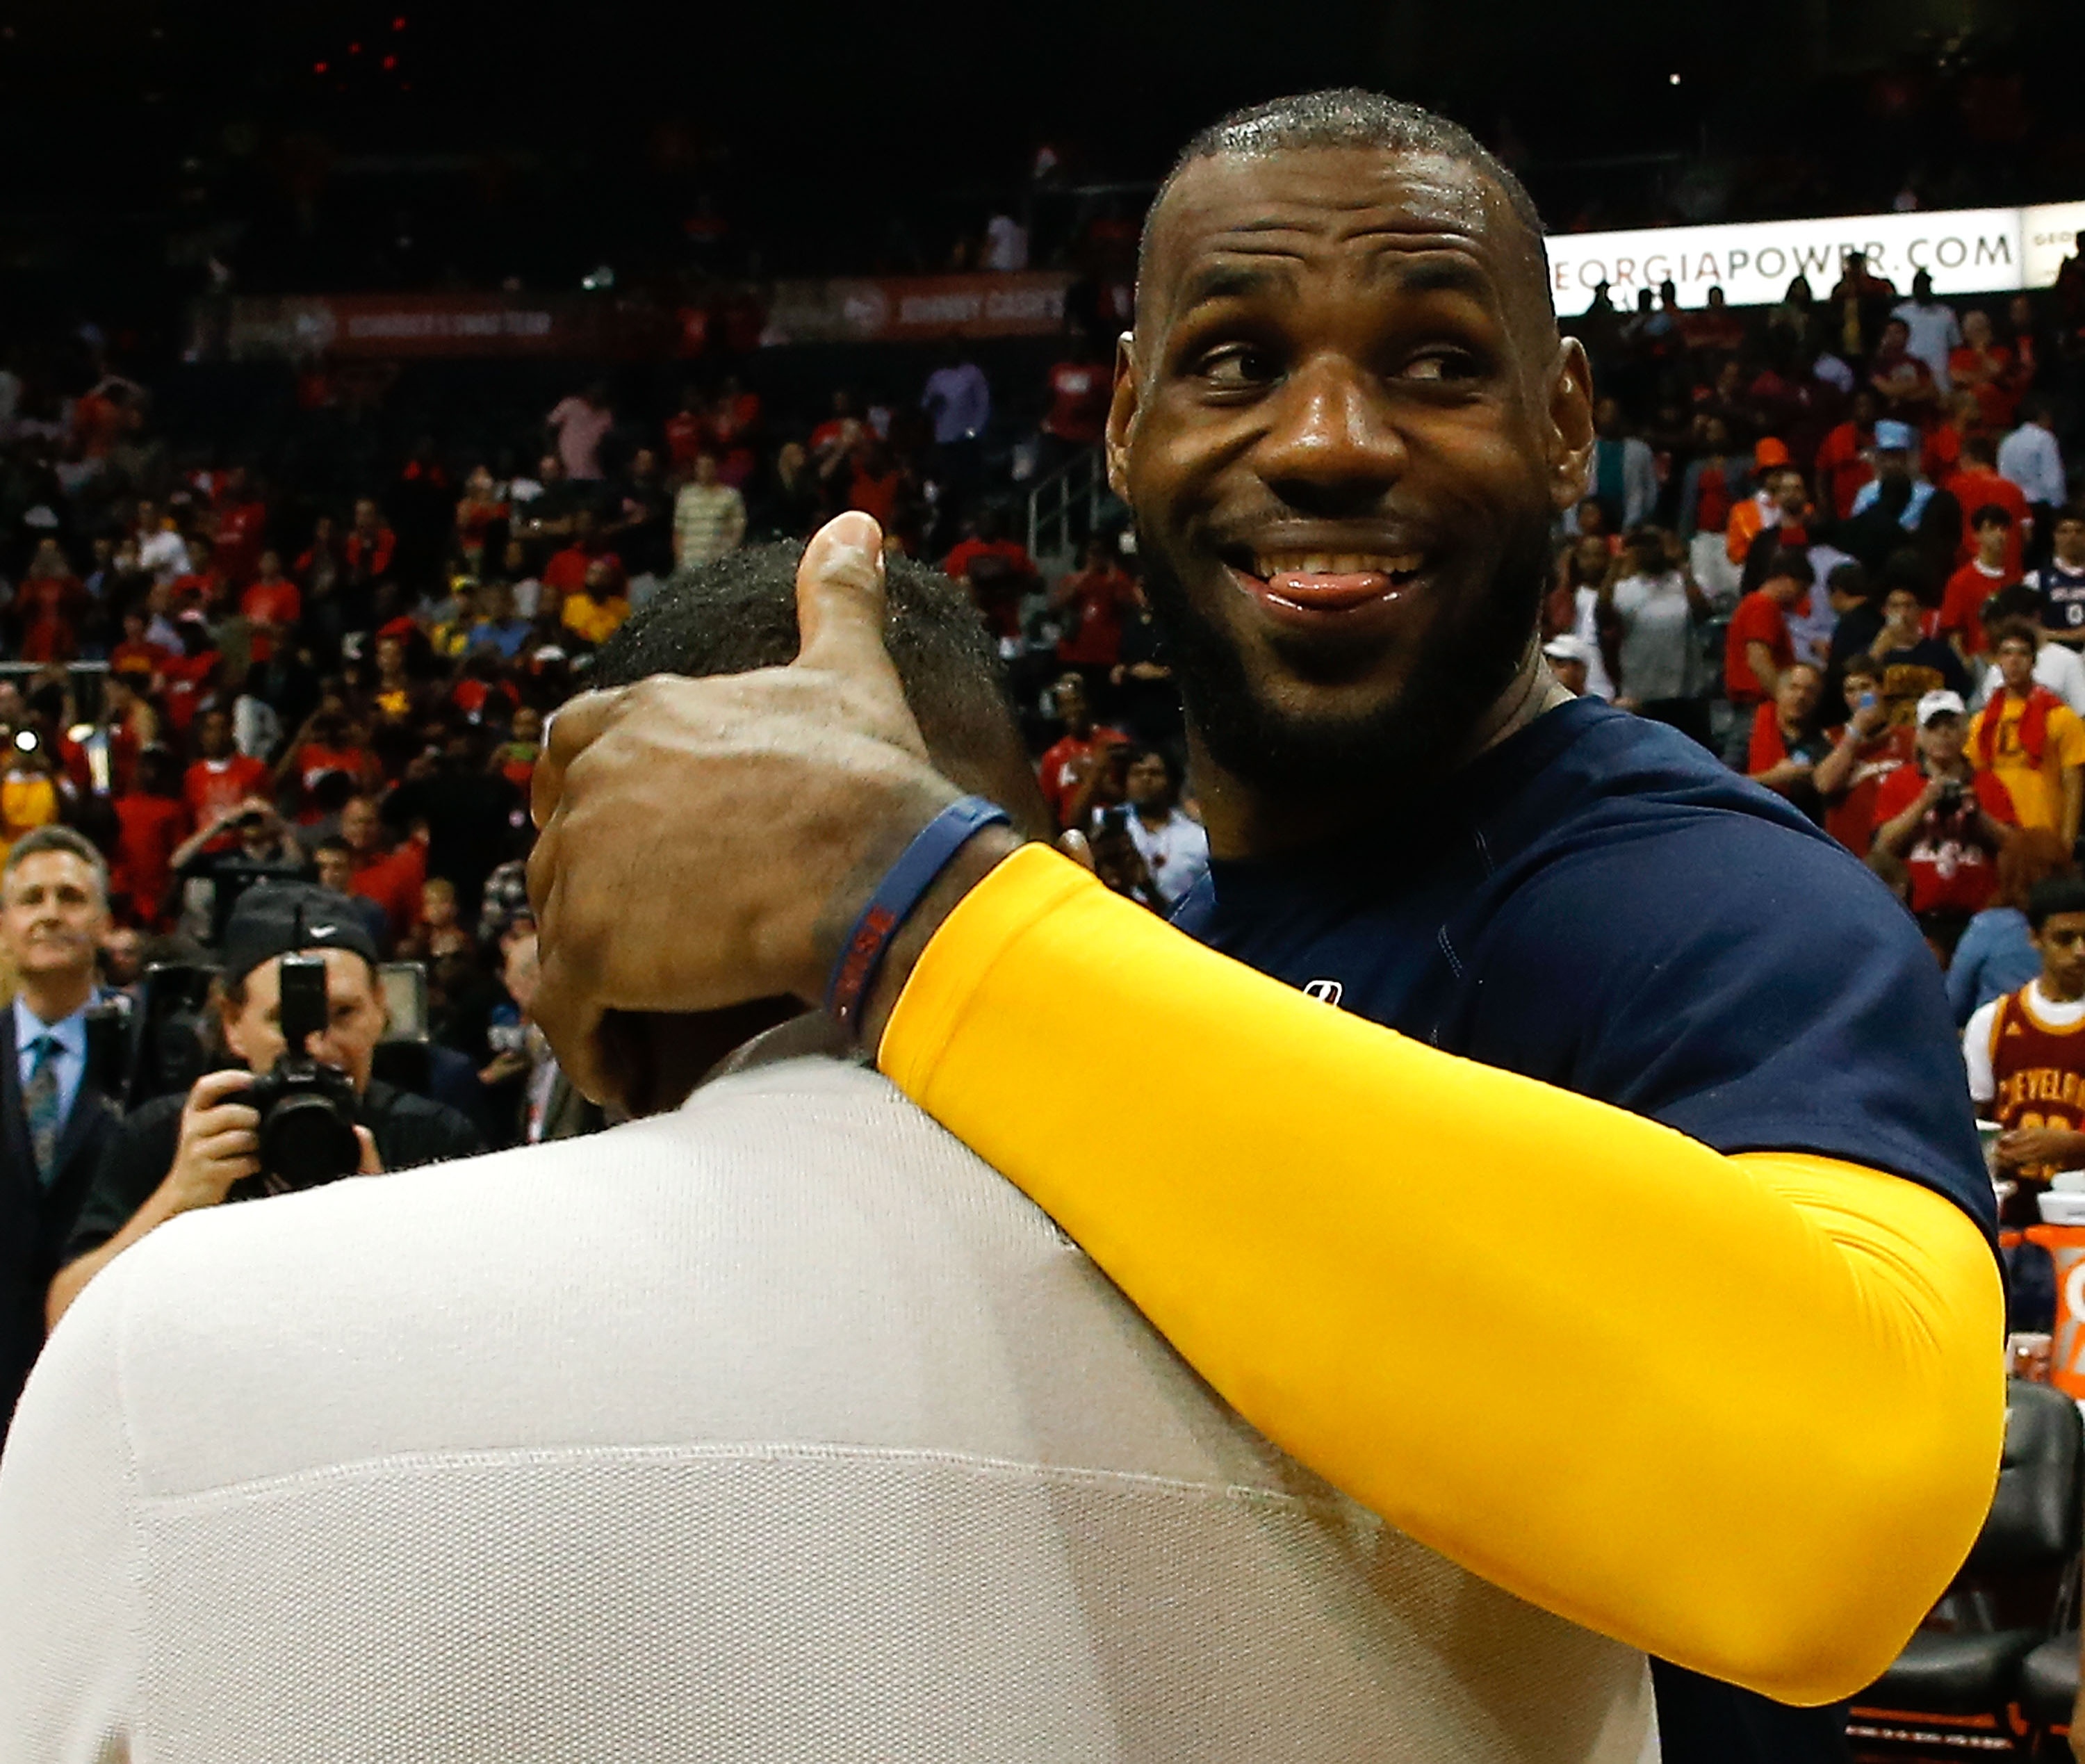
[193,294,685,361]
[758,272,1076,345]
[1550,202,2085,310]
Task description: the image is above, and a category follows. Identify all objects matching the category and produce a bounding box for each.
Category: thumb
[793,512,900,687]
[353,1125,382,1176]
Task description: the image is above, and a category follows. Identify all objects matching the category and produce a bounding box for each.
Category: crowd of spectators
[0,313,1170,1151]
[1547,243,2085,985]
[3,234,2085,1153]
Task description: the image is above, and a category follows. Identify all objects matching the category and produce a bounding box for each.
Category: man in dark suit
[0,826,119,1440]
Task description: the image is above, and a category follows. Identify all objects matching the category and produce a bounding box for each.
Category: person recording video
[168,794,309,945]
[45,883,481,1328]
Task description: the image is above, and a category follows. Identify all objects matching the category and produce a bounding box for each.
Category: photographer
[1872,690,2018,956]
[46,883,481,1328]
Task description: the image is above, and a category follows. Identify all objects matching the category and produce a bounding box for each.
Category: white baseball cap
[1543,635,1594,667]
[1917,689,1967,726]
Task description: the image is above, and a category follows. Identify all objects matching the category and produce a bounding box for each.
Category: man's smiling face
[1108,146,1592,805]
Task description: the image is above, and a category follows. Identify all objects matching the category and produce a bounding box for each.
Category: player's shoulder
[1965,995,2004,1047]
[80,1056,1024,1387]
[1475,701,1904,947]
[1500,700,1839,851]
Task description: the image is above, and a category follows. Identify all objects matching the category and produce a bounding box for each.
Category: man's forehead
[8,853,91,889]
[1166,146,1491,232]
[1150,148,1514,287]
[1142,145,1548,338]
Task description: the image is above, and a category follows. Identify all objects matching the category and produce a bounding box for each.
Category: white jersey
[0,1054,1656,1764]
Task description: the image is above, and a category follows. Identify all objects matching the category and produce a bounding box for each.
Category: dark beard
[1138,517,1555,807]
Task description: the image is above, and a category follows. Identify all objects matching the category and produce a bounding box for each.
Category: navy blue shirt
[1174,696,1994,1241]
[1171,695,1995,1762]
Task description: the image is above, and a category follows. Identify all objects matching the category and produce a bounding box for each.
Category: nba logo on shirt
[1302,979,1344,1007]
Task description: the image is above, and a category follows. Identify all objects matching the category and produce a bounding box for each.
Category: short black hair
[1143,89,1549,321]
[1983,583,2041,626]
[1764,548,1816,587]
[2028,875,2085,931]
[1993,616,2041,652]
[592,543,1047,832]
[1972,502,2015,530]
[1826,560,1871,601]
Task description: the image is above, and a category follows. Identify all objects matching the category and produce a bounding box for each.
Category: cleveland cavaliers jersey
[1986,982,2085,1184]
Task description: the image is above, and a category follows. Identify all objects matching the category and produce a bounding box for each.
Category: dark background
[1,0,2080,344]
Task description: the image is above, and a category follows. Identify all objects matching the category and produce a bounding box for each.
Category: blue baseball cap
[1873,419,1918,453]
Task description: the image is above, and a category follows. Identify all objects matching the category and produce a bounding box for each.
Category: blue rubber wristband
[824,794,1012,1031]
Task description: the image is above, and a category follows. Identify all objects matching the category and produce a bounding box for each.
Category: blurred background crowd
[0,0,2077,1144]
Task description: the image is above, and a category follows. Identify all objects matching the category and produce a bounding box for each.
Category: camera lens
[259,1092,362,1190]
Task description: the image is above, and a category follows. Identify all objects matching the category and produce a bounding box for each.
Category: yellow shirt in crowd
[1968,692,2085,833]
[561,593,630,648]
[0,770,60,866]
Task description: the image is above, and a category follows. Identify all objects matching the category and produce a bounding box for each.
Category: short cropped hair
[1982,585,2041,626]
[2028,875,2085,931]
[592,543,1047,833]
[1993,617,2042,653]
[1970,502,2013,530]
[1826,560,1870,601]
[2,825,108,903]
[1144,90,1548,318]
[1763,548,1816,587]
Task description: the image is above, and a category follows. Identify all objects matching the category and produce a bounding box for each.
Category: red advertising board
[758,272,1077,345]
[190,272,1078,361]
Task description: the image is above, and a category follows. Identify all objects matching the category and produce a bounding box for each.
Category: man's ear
[220,1001,250,1067]
[1547,338,1596,516]
[1105,332,1140,503]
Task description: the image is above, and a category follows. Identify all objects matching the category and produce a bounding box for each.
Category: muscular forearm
[875,847,2003,1704]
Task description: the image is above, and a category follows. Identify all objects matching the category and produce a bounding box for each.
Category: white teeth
[1251,552,1424,578]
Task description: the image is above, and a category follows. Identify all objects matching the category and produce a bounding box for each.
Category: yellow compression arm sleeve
[878,844,2004,1706]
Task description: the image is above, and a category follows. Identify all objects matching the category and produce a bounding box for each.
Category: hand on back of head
[528,513,963,1109]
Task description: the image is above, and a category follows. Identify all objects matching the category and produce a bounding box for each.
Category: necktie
[24,1034,61,1187]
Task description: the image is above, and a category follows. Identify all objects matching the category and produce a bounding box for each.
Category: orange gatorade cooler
[2027,1208,2085,1399]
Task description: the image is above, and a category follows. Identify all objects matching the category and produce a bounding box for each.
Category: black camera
[245,954,361,1191]
[1937,776,1969,813]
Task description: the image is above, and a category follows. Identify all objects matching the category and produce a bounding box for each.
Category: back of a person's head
[1765,547,1815,588]
[1997,828,2076,914]
[1826,560,1871,603]
[2028,874,2085,932]
[594,542,1049,836]
[1983,585,2041,628]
